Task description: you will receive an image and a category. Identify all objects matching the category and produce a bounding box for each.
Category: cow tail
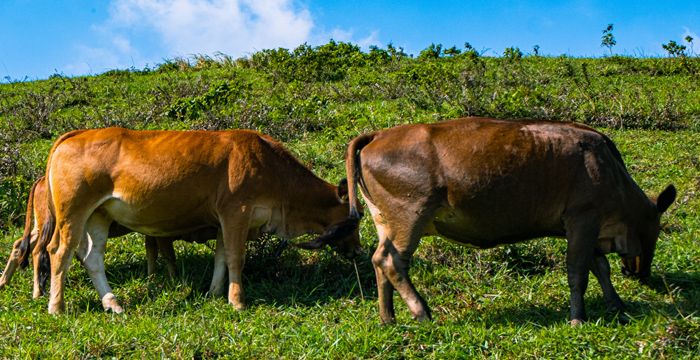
[36,132,81,294]
[36,193,56,295]
[346,133,375,220]
[17,178,41,268]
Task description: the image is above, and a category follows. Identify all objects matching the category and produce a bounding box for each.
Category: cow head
[620,184,676,279]
[295,179,363,259]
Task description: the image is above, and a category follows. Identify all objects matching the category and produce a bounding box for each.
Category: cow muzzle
[344,245,365,260]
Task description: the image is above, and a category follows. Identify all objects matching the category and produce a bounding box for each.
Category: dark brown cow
[42,128,360,314]
[330,117,675,325]
[0,177,216,297]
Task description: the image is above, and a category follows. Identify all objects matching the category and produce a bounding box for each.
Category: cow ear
[336,178,349,203]
[655,184,676,214]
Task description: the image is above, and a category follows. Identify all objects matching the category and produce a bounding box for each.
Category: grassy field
[0,43,699,358]
[0,128,698,358]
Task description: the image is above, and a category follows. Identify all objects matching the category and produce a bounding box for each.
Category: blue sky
[1,0,698,81]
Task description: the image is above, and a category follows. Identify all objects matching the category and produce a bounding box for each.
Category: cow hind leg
[80,214,123,313]
[48,223,82,314]
[371,225,430,323]
[369,223,396,324]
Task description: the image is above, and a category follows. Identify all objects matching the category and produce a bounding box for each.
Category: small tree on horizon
[662,40,687,57]
[601,23,616,55]
[685,35,694,56]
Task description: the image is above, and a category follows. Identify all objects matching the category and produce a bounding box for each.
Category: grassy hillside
[0,42,699,357]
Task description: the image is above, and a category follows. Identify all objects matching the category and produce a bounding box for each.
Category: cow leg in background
[208,229,227,297]
[31,230,45,299]
[0,237,25,289]
[145,236,178,279]
[0,230,37,290]
[564,215,600,325]
[156,238,177,279]
[80,213,123,313]
[145,236,158,276]
[590,254,625,314]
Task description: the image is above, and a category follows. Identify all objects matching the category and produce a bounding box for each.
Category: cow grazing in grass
[329,117,675,325]
[41,128,361,314]
[0,177,217,297]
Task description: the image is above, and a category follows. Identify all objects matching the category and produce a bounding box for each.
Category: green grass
[1,129,698,358]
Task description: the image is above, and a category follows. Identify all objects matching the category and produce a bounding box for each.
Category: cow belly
[428,207,563,248]
[100,198,212,237]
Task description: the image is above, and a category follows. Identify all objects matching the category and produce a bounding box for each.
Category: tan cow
[0,177,215,297]
[42,128,361,314]
[327,117,675,325]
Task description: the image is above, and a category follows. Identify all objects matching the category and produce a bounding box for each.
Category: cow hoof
[616,313,630,325]
[570,319,584,327]
[207,286,226,298]
[48,303,65,315]
[105,304,124,314]
[380,317,397,326]
[414,313,431,322]
[101,294,124,314]
[230,301,246,311]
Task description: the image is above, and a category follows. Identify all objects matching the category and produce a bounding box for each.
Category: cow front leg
[590,254,625,315]
[81,215,123,313]
[564,217,599,326]
[221,224,248,310]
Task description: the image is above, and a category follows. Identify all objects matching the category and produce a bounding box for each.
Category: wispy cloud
[682,27,698,43]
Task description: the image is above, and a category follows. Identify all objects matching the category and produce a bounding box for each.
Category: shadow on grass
[474,296,661,327]
[642,270,700,316]
[69,238,378,313]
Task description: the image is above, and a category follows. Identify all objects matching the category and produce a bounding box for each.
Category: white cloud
[63,0,383,75]
[356,31,381,49]
[108,0,313,56]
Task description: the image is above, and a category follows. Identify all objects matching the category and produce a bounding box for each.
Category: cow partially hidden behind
[329,117,675,325]
[42,128,361,314]
[0,176,216,298]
